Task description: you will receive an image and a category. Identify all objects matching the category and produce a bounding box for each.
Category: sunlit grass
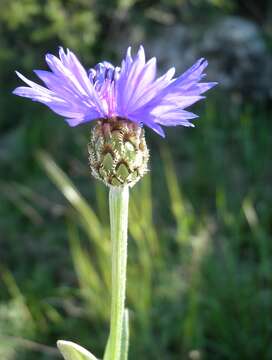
[34,150,215,359]
[1,103,272,359]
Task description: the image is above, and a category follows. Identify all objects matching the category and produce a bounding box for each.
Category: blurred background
[0,0,272,359]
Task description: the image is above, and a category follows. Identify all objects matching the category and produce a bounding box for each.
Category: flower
[13,46,217,137]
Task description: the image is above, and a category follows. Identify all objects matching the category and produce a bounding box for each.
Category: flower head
[13,46,217,137]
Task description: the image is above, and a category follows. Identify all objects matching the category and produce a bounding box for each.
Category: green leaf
[120,309,129,360]
[57,340,98,360]
[103,309,130,360]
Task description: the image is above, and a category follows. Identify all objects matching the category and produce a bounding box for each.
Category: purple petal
[15,71,55,97]
[65,116,97,127]
[13,45,217,135]
[34,70,79,101]
[116,46,175,116]
[13,49,106,125]
[154,110,198,126]
[128,110,165,137]
[13,85,63,104]
[187,82,218,95]
[117,46,147,114]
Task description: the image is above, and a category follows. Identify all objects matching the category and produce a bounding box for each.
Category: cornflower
[14,45,216,360]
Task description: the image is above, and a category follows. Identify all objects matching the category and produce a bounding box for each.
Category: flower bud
[88,117,149,187]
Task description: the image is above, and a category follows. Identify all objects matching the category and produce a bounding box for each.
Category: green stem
[106,186,129,360]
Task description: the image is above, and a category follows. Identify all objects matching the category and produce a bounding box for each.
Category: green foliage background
[1,0,272,359]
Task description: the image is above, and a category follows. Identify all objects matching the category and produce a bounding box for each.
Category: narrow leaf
[120,309,130,360]
[57,340,98,360]
[103,309,130,360]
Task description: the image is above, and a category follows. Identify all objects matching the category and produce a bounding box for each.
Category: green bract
[88,118,149,187]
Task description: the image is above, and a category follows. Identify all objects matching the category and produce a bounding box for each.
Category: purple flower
[13,46,217,137]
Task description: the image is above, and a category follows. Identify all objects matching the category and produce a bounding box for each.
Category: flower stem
[106,186,129,360]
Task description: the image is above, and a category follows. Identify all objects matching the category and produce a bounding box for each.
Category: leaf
[57,340,98,360]
[120,309,129,360]
[103,309,130,360]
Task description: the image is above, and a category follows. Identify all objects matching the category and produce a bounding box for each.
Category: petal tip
[12,88,20,95]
